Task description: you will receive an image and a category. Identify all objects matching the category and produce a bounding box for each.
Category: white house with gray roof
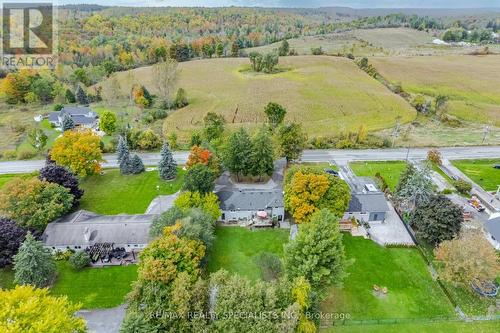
[48,106,99,129]
[216,189,285,222]
[42,210,156,251]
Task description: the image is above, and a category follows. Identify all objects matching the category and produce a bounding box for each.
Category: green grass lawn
[79,167,184,215]
[0,267,15,289]
[51,262,138,309]
[349,161,407,192]
[324,320,500,333]
[451,159,500,191]
[321,235,455,320]
[207,226,289,281]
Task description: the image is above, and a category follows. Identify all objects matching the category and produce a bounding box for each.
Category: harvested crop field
[100,56,416,140]
[370,55,500,126]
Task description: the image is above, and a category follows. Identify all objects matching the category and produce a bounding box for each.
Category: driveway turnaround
[77,305,126,333]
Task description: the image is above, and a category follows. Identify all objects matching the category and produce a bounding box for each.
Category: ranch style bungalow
[216,189,285,223]
[42,210,155,251]
[48,106,99,130]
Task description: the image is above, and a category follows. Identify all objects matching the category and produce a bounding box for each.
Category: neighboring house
[216,189,285,222]
[42,210,156,251]
[485,213,500,250]
[49,106,99,129]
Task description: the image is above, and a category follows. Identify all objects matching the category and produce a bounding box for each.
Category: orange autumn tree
[51,129,103,176]
[284,166,351,224]
[186,145,221,176]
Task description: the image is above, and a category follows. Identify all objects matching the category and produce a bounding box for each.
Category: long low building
[216,189,285,222]
[42,210,156,251]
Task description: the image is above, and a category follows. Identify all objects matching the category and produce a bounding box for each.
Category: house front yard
[321,235,455,322]
[451,159,500,191]
[207,226,289,281]
[79,167,185,215]
[349,161,407,192]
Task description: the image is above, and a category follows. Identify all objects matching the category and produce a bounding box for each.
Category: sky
[57,0,500,8]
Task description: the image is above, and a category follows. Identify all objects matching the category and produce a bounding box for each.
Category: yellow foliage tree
[51,129,103,176]
[0,285,86,333]
[286,171,330,223]
[138,222,205,284]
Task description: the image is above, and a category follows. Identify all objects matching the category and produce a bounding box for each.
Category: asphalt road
[1,146,499,174]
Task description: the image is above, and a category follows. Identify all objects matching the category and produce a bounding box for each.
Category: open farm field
[99,56,416,141]
[370,55,500,126]
[244,28,487,57]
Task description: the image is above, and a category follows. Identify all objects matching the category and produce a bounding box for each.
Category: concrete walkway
[78,305,126,333]
[145,192,180,214]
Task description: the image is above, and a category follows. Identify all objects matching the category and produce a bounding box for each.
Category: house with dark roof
[48,106,99,129]
[341,175,389,222]
[42,210,156,251]
[216,189,284,222]
[485,213,500,250]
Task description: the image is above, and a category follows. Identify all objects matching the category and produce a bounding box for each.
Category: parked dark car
[324,168,339,176]
[493,165,500,169]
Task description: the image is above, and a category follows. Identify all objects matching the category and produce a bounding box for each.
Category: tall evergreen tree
[13,232,56,288]
[61,113,75,132]
[129,154,145,174]
[222,127,252,181]
[116,135,129,165]
[75,85,89,105]
[120,153,131,175]
[65,89,76,103]
[394,163,433,211]
[250,128,275,181]
[159,142,177,180]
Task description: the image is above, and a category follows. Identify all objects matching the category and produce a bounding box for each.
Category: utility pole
[482,123,491,143]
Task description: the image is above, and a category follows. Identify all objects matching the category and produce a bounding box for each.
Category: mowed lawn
[324,320,500,333]
[321,235,454,320]
[0,267,15,289]
[207,226,289,281]
[370,55,500,126]
[349,161,407,192]
[1,264,137,309]
[99,56,415,140]
[79,167,184,214]
[50,262,137,309]
[451,159,500,191]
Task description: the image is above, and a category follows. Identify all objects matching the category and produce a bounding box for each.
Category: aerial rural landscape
[0,1,499,333]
